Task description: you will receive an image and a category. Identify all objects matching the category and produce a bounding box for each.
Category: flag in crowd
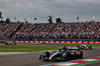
[34,18,37,20]
[6,17,9,19]
[14,17,16,20]
[76,16,79,20]
[93,16,95,20]
[61,17,63,21]
[24,18,26,21]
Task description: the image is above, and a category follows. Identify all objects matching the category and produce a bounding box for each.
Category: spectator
[0,21,99,39]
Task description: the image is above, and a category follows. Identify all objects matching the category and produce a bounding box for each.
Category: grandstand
[0,21,100,43]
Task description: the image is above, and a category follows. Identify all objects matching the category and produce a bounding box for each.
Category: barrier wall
[15,38,99,41]
[15,38,100,44]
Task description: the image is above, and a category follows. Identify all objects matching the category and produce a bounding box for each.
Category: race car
[77,44,92,50]
[5,41,17,45]
[39,46,83,61]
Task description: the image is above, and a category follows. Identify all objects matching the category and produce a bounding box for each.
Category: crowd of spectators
[0,22,23,37]
[0,21,99,39]
[12,21,100,39]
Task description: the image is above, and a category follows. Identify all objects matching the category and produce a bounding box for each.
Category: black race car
[5,41,17,45]
[39,46,83,61]
[77,44,92,50]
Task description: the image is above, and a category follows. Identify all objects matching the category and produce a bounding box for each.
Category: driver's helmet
[78,44,81,46]
[81,44,83,46]
[63,46,68,51]
[61,49,64,52]
[63,46,66,49]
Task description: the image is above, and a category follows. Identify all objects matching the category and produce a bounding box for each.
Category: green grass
[0,46,59,52]
[0,43,100,52]
[18,43,100,47]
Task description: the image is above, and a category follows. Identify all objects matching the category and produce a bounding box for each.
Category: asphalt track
[0,45,100,66]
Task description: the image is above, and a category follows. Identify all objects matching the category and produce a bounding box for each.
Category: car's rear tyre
[42,52,50,61]
[62,52,70,61]
[76,51,83,59]
[43,59,49,61]
[15,43,17,45]
[89,46,92,50]
[43,52,50,57]
[39,55,42,60]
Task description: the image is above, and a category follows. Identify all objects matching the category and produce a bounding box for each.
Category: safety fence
[15,40,100,44]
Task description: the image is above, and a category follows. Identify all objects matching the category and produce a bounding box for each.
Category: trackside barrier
[83,41,88,43]
[15,41,100,44]
[25,41,29,43]
[66,41,71,43]
[15,41,19,42]
[61,41,65,43]
[72,41,76,43]
[89,41,94,43]
[35,41,38,43]
[45,41,49,43]
[20,41,24,43]
[77,41,82,43]
[95,41,100,44]
[39,41,44,43]
[55,41,60,43]
[50,41,54,43]
[30,41,33,43]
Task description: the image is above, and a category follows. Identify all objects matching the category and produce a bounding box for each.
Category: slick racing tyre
[62,52,70,61]
[76,51,83,59]
[43,52,50,61]
[89,46,92,50]
[43,52,50,57]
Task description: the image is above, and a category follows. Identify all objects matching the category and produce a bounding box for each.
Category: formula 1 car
[5,41,17,45]
[77,44,92,50]
[39,46,83,61]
